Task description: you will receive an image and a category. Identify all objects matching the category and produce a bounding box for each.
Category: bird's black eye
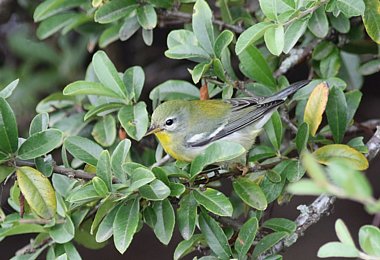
[165,119,174,126]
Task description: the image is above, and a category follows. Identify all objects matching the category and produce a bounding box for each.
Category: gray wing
[186,98,284,147]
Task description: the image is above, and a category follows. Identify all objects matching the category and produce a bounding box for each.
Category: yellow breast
[155,132,189,161]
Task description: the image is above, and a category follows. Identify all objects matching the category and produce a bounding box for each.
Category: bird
[146,80,310,163]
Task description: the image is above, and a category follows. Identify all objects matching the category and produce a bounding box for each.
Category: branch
[258,125,380,259]
[159,10,244,33]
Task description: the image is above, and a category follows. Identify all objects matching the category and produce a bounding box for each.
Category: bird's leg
[236,164,249,176]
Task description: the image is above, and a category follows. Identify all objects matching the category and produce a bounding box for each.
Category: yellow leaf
[313,144,369,170]
[16,166,56,219]
[304,82,329,136]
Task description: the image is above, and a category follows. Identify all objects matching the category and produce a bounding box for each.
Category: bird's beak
[145,124,162,137]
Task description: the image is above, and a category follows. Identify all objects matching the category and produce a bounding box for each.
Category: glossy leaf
[49,215,75,243]
[287,179,327,195]
[198,212,232,259]
[0,79,19,99]
[313,144,369,170]
[214,30,234,58]
[29,113,49,136]
[190,141,245,178]
[111,139,131,182]
[264,24,284,56]
[252,232,288,259]
[92,115,116,147]
[345,90,362,127]
[94,0,137,24]
[96,151,112,191]
[63,81,121,98]
[335,219,355,246]
[36,13,76,40]
[336,0,365,17]
[118,102,149,141]
[235,22,273,55]
[308,7,328,38]
[233,177,267,210]
[174,234,204,260]
[235,217,258,258]
[193,188,233,217]
[113,198,140,253]
[18,129,63,160]
[264,111,283,150]
[283,18,308,54]
[359,225,380,256]
[34,0,86,21]
[92,51,126,99]
[16,167,56,219]
[92,177,109,196]
[318,242,359,258]
[119,14,140,41]
[129,167,156,190]
[0,97,18,154]
[238,45,276,89]
[139,179,170,200]
[192,0,214,54]
[177,193,197,240]
[263,218,297,234]
[123,66,145,102]
[96,205,120,242]
[326,87,347,143]
[296,122,309,153]
[64,136,103,166]
[152,199,175,245]
[304,82,329,136]
[136,4,157,30]
[363,0,380,44]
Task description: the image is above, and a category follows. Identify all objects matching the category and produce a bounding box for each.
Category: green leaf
[363,0,380,44]
[142,27,153,46]
[287,179,327,195]
[16,167,56,219]
[284,159,305,182]
[347,137,368,153]
[336,0,365,17]
[238,45,276,89]
[177,193,197,240]
[192,0,215,54]
[296,122,309,153]
[129,167,156,190]
[0,97,18,154]
[235,22,273,55]
[149,80,199,107]
[345,90,362,127]
[199,212,232,259]
[304,82,329,136]
[139,179,170,200]
[301,151,329,186]
[214,30,234,58]
[329,13,350,33]
[235,217,258,258]
[49,215,75,243]
[359,225,380,256]
[67,185,101,204]
[174,234,204,260]
[317,242,359,258]
[84,103,123,121]
[191,61,211,84]
[63,81,121,98]
[308,7,328,38]
[119,14,140,41]
[359,59,380,76]
[264,24,284,56]
[118,102,149,141]
[326,87,347,143]
[33,0,86,22]
[263,218,296,234]
[99,23,123,48]
[136,4,157,30]
[320,50,341,78]
[340,52,363,90]
[264,111,283,150]
[63,242,81,260]
[313,144,369,170]
[36,13,77,40]
[152,199,175,245]
[335,219,355,246]
[283,18,308,54]
[111,139,131,183]
[233,177,267,210]
[193,188,233,217]
[312,41,335,61]
[259,0,277,20]
[29,113,49,136]
[0,79,19,99]
[0,223,46,237]
[96,205,120,242]
[92,51,127,99]
[92,177,109,196]
[96,151,112,191]
[94,0,137,24]
[64,136,103,166]
[0,166,14,183]
[90,198,116,235]
[36,93,75,113]
[123,66,145,102]
[252,232,288,259]
[190,141,246,178]
[92,115,116,147]
[113,198,140,253]
[18,129,63,160]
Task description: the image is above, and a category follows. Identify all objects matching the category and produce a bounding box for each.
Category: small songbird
[146,80,310,162]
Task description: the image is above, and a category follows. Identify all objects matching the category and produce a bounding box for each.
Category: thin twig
[258,126,380,259]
